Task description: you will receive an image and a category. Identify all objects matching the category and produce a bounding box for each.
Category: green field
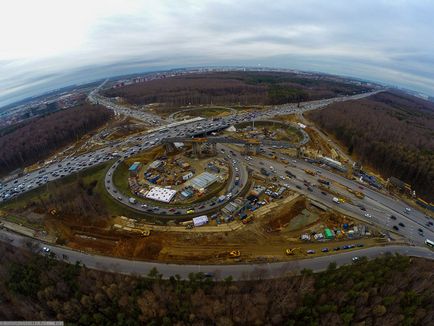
[174,107,232,119]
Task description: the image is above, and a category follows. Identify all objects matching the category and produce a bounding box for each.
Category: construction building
[128,162,142,177]
[188,172,218,191]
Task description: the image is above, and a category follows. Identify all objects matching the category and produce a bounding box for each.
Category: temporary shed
[193,215,209,227]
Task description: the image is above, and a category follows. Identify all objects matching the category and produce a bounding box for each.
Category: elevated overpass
[162,135,308,156]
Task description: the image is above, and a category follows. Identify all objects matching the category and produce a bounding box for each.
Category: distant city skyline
[1,0,434,108]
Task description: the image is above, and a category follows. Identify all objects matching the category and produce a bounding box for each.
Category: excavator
[229,250,241,258]
[285,248,301,256]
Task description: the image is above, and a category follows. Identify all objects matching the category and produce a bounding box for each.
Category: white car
[42,246,50,253]
[364,213,372,218]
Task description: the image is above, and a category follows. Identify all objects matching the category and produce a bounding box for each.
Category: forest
[0,241,432,325]
[0,104,113,176]
[307,91,434,201]
[103,71,372,107]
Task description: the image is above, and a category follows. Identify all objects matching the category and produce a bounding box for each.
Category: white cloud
[1,0,434,107]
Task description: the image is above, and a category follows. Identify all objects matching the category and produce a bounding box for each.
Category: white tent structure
[145,187,177,203]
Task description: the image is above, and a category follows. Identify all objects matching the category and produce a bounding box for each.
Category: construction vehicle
[285,248,301,255]
[229,250,241,258]
[304,169,316,176]
[141,230,151,237]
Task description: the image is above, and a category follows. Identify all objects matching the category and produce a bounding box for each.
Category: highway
[1,228,433,280]
[1,87,434,277]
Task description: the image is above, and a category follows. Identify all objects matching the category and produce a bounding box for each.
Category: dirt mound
[267,198,306,229]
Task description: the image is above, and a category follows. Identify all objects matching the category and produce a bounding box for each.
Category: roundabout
[103,119,310,221]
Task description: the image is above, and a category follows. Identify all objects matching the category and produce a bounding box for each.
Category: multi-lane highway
[1,87,433,279]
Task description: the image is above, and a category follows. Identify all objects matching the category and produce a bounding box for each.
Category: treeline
[0,243,432,325]
[0,104,113,175]
[104,71,372,107]
[308,91,434,201]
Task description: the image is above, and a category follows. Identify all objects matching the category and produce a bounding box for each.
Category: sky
[1,0,434,108]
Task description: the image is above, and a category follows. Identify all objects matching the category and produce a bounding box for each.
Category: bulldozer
[229,250,241,258]
[285,248,301,256]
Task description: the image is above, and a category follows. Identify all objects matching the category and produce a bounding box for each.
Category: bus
[425,239,434,248]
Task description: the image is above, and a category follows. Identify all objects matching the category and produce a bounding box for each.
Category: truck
[332,197,340,204]
[318,178,330,186]
[128,197,137,204]
[304,169,316,176]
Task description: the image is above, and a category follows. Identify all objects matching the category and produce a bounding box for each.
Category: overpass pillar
[211,143,217,156]
[165,142,175,154]
[192,142,202,158]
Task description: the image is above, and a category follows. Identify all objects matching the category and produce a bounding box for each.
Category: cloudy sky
[1,0,434,107]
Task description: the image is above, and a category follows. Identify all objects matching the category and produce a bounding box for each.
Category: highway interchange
[1,87,433,279]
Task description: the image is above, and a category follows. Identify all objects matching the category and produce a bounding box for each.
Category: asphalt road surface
[1,228,433,280]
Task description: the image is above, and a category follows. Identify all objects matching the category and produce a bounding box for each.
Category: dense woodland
[104,71,372,107]
[0,242,432,325]
[0,104,113,175]
[308,91,434,201]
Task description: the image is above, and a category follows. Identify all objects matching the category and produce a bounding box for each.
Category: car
[333,247,340,251]
[364,213,372,218]
[390,215,397,220]
[306,250,315,254]
[117,196,123,201]
[321,248,329,252]
[203,272,215,278]
[210,202,216,206]
[198,205,205,209]
[352,256,360,263]
[321,191,327,196]
[42,246,50,253]
[393,225,399,231]
[296,185,302,190]
[398,222,405,227]
[357,244,364,247]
